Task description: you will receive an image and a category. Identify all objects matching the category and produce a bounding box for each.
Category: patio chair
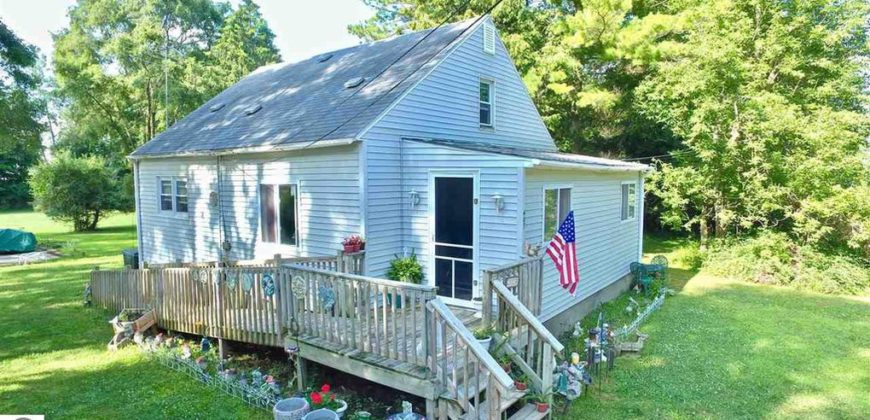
[651,255,669,285]
[629,262,653,295]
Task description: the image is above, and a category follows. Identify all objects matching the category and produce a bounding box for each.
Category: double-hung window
[260,184,298,246]
[479,80,493,127]
[544,187,572,239]
[158,177,188,213]
[621,182,637,221]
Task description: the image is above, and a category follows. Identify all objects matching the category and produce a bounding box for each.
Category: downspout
[133,160,145,268]
[216,155,226,262]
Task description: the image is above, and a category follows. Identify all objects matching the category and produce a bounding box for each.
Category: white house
[129,16,648,334]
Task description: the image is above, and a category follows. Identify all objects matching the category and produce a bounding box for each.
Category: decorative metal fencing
[613,292,666,340]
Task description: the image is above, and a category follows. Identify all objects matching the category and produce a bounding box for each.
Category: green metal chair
[629,262,653,295]
[651,255,669,286]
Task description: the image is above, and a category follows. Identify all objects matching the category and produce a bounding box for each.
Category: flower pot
[514,381,527,391]
[351,243,361,252]
[343,244,355,253]
[302,409,338,420]
[535,402,549,413]
[274,397,309,420]
[476,336,492,350]
[335,399,348,418]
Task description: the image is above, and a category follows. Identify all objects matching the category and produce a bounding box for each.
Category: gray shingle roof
[131,18,478,157]
[404,137,649,172]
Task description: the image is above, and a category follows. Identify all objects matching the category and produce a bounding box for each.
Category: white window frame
[621,181,637,222]
[259,183,300,247]
[479,78,494,128]
[157,176,188,214]
[542,185,572,241]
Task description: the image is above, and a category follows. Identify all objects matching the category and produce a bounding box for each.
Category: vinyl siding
[524,168,644,322]
[362,18,555,278]
[399,141,528,285]
[137,144,362,264]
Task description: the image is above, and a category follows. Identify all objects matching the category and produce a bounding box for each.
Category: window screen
[279,185,297,246]
[160,180,173,211]
[479,80,492,126]
[260,185,276,242]
[621,183,636,220]
[544,188,572,238]
[175,180,188,213]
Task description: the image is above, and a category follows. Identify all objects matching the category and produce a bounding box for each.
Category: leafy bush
[704,232,869,295]
[386,252,423,284]
[28,152,121,231]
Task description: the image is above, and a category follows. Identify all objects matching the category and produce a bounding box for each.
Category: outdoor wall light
[409,189,420,207]
[493,193,504,212]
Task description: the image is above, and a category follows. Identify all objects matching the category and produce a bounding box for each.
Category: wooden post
[481,271,492,330]
[295,356,307,392]
[336,250,345,273]
[487,376,501,420]
[542,343,554,407]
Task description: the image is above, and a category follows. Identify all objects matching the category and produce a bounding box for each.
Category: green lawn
[0,210,265,418]
[561,236,870,419]
[1,211,868,419]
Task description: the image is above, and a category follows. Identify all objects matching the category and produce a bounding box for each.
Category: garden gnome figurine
[200,337,211,353]
[572,321,583,337]
[181,342,192,359]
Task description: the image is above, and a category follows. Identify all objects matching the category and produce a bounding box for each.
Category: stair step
[508,404,549,420]
[456,388,527,420]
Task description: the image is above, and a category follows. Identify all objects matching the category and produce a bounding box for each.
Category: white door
[429,173,479,306]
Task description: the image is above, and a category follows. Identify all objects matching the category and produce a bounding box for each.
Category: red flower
[310,391,323,405]
[321,384,330,393]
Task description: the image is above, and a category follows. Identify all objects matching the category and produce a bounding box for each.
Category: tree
[638,0,869,254]
[0,20,45,207]
[28,153,120,231]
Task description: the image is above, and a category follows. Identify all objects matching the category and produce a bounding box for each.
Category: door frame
[427,170,480,308]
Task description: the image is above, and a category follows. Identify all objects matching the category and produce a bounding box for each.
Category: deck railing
[427,299,514,420]
[285,265,437,367]
[480,255,563,402]
[146,251,365,275]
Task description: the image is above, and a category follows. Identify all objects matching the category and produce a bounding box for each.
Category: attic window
[209,103,225,112]
[317,53,333,63]
[344,77,365,89]
[483,24,495,55]
[244,104,262,116]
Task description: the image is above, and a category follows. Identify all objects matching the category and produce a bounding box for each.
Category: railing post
[336,250,345,273]
[542,343,554,405]
[482,270,492,330]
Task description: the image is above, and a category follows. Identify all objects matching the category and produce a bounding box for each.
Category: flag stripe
[545,211,580,296]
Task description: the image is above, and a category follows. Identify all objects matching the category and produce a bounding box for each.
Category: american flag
[546,211,579,295]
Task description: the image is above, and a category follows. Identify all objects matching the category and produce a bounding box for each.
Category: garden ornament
[201,337,211,353]
[262,273,276,297]
[572,321,583,337]
[181,342,192,359]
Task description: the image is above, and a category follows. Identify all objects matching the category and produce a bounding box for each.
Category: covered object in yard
[0,228,37,253]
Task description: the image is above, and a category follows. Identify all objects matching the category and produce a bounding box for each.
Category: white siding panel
[136,145,362,264]
[525,168,643,321]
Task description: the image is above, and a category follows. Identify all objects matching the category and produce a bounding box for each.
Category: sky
[0,0,374,65]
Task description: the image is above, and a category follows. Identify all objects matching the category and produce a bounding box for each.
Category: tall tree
[0,20,45,207]
[638,0,869,253]
[52,0,280,162]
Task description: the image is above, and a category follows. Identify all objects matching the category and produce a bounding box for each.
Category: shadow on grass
[559,278,870,419]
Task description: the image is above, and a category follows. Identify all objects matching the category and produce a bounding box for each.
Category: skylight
[344,77,365,89]
[209,103,225,112]
[244,104,262,116]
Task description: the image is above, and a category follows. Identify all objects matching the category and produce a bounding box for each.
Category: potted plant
[513,373,528,391]
[497,354,512,374]
[471,326,494,350]
[307,384,347,418]
[342,235,362,253]
[385,253,423,308]
[523,390,552,413]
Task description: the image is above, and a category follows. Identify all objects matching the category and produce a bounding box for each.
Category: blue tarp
[0,229,37,253]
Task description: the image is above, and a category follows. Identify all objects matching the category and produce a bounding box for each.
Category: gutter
[127,138,359,160]
[525,159,651,173]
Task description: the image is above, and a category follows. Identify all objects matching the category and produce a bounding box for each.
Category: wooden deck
[89,254,560,420]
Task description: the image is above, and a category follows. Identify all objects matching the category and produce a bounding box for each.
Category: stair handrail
[427,299,514,390]
[491,281,564,353]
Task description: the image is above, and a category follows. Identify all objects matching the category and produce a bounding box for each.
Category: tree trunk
[89,210,100,231]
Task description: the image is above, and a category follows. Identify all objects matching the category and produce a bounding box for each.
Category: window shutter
[483,24,495,55]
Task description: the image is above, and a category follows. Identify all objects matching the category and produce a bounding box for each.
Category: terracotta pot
[343,244,355,253]
[500,362,511,373]
[514,381,527,391]
[351,243,361,252]
[535,402,549,413]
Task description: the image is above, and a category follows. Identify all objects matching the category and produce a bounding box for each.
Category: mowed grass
[561,236,870,419]
[2,211,868,419]
[0,210,266,419]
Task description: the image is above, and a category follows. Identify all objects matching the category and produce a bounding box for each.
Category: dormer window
[479,79,493,127]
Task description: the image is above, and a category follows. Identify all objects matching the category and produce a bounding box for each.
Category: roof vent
[317,53,333,63]
[483,24,496,55]
[244,104,262,116]
[209,103,225,112]
[344,77,365,89]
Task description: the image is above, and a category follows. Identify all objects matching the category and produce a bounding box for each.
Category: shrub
[704,232,869,295]
[386,252,424,284]
[28,152,121,231]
